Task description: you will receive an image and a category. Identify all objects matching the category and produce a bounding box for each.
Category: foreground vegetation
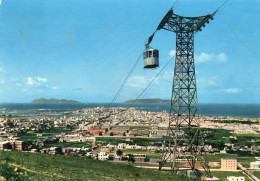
[0,151,196,181]
[250,171,260,179]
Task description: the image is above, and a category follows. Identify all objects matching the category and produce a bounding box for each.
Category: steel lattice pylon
[153,9,216,178]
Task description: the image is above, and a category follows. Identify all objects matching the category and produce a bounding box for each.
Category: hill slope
[0,151,195,181]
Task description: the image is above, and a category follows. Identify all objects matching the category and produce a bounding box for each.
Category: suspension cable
[139,60,171,100]
[130,55,174,107]
[109,49,145,107]
[215,0,231,13]
[171,0,181,10]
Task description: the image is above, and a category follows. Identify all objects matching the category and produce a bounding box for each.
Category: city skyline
[0,0,259,103]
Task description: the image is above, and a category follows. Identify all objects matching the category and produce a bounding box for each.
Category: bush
[0,154,24,181]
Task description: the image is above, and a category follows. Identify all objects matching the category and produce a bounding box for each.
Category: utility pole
[145,8,216,178]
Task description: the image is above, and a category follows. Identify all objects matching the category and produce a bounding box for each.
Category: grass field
[237,157,257,162]
[233,133,260,137]
[205,154,237,162]
[0,151,196,181]
[17,133,37,141]
[205,154,257,163]
[122,149,161,159]
[250,171,260,179]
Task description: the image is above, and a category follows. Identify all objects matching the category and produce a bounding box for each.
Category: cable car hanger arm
[145,8,217,48]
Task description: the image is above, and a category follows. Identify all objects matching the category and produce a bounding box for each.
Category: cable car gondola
[143,48,159,68]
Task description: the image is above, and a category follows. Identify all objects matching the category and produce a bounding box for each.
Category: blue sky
[0,0,259,103]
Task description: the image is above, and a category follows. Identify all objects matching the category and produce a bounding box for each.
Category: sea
[0,103,259,118]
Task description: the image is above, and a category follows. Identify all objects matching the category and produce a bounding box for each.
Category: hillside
[125,98,170,104]
[32,98,80,103]
[0,151,195,181]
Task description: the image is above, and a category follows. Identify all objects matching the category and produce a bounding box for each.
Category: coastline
[0,103,259,118]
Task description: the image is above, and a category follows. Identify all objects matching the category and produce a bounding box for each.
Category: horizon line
[0,102,260,104]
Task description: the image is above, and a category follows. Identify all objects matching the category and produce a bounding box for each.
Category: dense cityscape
[0,106,259,180]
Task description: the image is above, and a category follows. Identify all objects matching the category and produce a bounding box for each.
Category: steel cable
[108,49,145,107]
[130,55,175,107]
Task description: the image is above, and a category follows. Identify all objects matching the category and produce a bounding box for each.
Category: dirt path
[9,162,66,179]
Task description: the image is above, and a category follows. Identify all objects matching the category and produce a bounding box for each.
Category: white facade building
[118,143,126,149]
[250,161,260,169]
[98,152,109,161]
[227,176,245,181]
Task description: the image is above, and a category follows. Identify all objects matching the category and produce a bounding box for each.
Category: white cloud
[197,76,220,87]
[0,67,6,73]
[16,83,22,87]
[52,86,58,90]
[196,52,212,63]
[127,76,152,88]
[196,52,227,63]
[0,68,4,83]
[26,77,47,86]
[161,70,173,80]
[169,50,176,57]
[27,77,34,85]
[21,89,29,92]
[169,50,227,63]
[221,88,241,93]
[36,77,47,82]
[217,53,227,62]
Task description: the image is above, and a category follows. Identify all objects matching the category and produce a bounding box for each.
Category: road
[238,163,260,181]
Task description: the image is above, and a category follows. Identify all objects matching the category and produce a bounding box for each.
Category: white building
[250,161,260,169]
[60,135,95,142]
[220,150,227,154]
[118,143,126,149]
[98,152,109,161]
[227,176,245,181]
[81,136,96,142]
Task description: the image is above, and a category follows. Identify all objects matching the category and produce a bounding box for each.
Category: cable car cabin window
[153,50,158,57]
[143,52,148,59]
[149,51,153,57]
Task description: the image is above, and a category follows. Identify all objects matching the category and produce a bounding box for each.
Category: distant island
[32,98,81,103]
[124,98,170,104]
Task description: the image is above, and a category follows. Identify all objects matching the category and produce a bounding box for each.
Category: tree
[116,150,123,156]
[128,154,135,163]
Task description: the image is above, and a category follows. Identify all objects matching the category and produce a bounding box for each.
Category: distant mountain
[32,98,81,103]
[124,98,170,104]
